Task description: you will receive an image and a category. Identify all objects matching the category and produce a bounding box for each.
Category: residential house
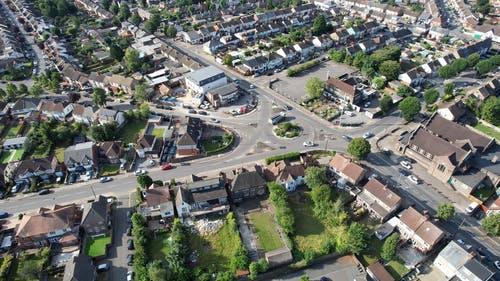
[64,142,97,176]
[16,203,83,249]
[136,135,163,158]
[356,178,402,222]
[61,64,88,89]
[267,53,284,70]
[70,104,95,125]
[449,170,490,196]
[328,153,367,185]
[347,25,366,38]
[104,74,138,95]
[346,45,362,57]
[292,3,316,17]
[330,29,350,44]
[5,156,62,185]
[396,207,444,253]
[206,83,240,107]
[471,78,500,101]
[242,56,269,74]
[94,108,126,127]
[228,167,267,202]
[398,67,426,86]
[453,38,492,59]
[367,262,395,281]
[264,160,305,192]
[97,141,123,164]
[181,30,203,44]
[486,197,500,216]
[2,137,27,150]
[472,145,500,188]
[81,195,109,237]
[139,183,175,222]
[324,76,363,105]
[88,72,106,90]
[276,47,298,62]
[176,116,203,156]
[456,259,494,281]
[293,41,315,58]
[203,38,225,55]
[434,241,472,279]
[39,101,72,121]
[392,28,413,41]
[359,39,377,54]
[312,36,333,50]
[185,65,227,95]
[175,177,229,220]
[63,254,96,281]
[436,100,467,121]
[9,98,41,116]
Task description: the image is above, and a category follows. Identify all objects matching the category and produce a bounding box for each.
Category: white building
[184,66,227,95]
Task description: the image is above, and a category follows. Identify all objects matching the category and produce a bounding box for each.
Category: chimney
[492,155,498,164]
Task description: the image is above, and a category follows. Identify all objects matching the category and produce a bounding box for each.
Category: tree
[305,166,328,188]
[475,0,492,16]
[124,48,141,72]
[347,222,369,254]
[480,96,500,126]
[266,0,274,9]
[397,85,412,97]
[476,60,494,76]
[137,174,153,188]
[18,83,28,95]
[444,83,455,96]
[372,76,386,90]
[437,203,456,221]
[347,138,371,160]
[117,3,131,21]
[329,49,346,62]
[134,84,149,102]
[109,44,124,62]
[352,51,368,69]
[223,54,234,66]
[92,88,107,107]
[312,14,327,35]
[148,261,167,281]
[481,213,500,236]
[305,77,325,99]
[300,276,310,281]
[381,233,399,261]
[165,26,177,38]
[67,92,81,103]
[451,58,468,73]
[438,65,455,79]
[467,53,480,67]
[29,83,44,97]
[18,259,40,280]
[130,12,142,26]
[5,83,18,101]
[378,60,400,81]
[380,94,393,114]
[423,89,439,104]
[140,104,150,119]
[398,96,421,121]
[249,262,259,279]
[311,184,333,219]
[144,14,161,33]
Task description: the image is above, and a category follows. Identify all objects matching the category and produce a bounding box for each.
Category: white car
[303,141,314,147]
[134,169,147,176]
[344,111,354,117]
[99,177,112,183]
[146,160,156,167]
[408,175,419,184]
[494,261,500,270]
[127,271,134,281]
[400,161,412,169]
[368,173,379,181]
[249,84,255,89]
[363,132,374,139]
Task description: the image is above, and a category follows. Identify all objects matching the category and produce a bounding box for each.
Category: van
[465,202,479,214]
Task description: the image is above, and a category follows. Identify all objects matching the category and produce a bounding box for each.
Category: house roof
[363,178,401,209]
[437,100,466,120]
[435,241,470,271]
[144,184,171,207]
[192,188,227,202]
[96,108,117,119]
[39,101,65,113]
[472,144,500,177]
[82,195,107,227]
[64,142,95,165]
[231,170,266,192]
[367,262,394,281]
[208,83,239,97]
[329,154,366,183]
[63,254,95,281]
[185,65,225,85]
[177,116,203,147]
[8,156,59,178]
[186,177,222,191]
[16,204,81,238]
[3,137,27,147]
[71,104,94,118]
[11,98,40,111]
[415,221,444,248]
[399,207,427,232]
[98,141,122,159]
[458,259,494,281]
[452,170,487,189]
[325,77,357,97]
[425,114,494,153]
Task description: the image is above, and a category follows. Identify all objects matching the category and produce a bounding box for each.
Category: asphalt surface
[107,195,133,281]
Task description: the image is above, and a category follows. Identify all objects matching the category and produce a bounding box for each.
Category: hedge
[265,152,301,165]
[267,182,295,235]
[286,59,321,77]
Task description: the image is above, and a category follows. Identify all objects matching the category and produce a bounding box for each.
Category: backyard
[54,147,65,162]
[85,235,111,257]
[0,149,24,164]
[147,231,171,260]
[358,236,409,280]
[474,123,500,142]
[248,211,284,252]
[118,119,147,144]
[4,124,22,139]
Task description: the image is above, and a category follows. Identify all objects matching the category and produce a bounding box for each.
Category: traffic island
[273,122,302,138]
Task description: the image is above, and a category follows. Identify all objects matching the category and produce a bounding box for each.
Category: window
[437,164,446,172]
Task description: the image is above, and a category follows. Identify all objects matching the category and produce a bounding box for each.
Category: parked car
[161,163,172,170]
[127,271,134,281]
[127,239,134,250]
[400,161,412,169]
[97,262,110,272]
[408,175,419,184]
[38,189,51,195]
[198,111,208,115]
[342,135,352,141]
[127,254,133,266]
[466,202,480,214]
[0,212,8,219]
[134,169,147,176]
[344,111,354,117]
[211,118,220,123]
[303,141,315,147]
[188,109,197,114]
[249,84,255,89]
[363,132,374,139]
[126,226,132,236]
[146,160,156,168]
[283,104,292,110]
[99,177,112,183]
[398,168,410,176]
[495,261,500,270]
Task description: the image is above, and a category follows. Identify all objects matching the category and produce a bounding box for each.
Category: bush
[287,59,321,77]
[0,254,14,279]
[265,152,301,165]
[267,182,295,235]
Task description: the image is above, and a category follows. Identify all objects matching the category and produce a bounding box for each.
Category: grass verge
[474,124,500,142]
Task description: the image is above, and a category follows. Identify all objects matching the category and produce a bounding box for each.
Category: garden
[274,122,302,138]
[201,132,234,154]
[147,231,171,260]
[85,235,111,257]
[100,164,120,176]
[8,248,51,281]
[358,236,409,280]
[118,119,147,145]
[302,98,341,121]
[0,149,24,164]
[248,211,284,252]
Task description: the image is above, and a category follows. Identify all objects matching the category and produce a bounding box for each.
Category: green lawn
[148,232,171,260]
[386,259,410,280]
[358,236,409,280]
[288,192,329,253]
[202,139,224,152]
[248,211,284,252]
[0,150,15,164]
[100,164,120,176]
[12,254,45,281]
[5,124,21,138]
[474,124,500,142]
[85,235,111,257]
[118,119,147,145]
[190,219,241,271]
[152,128,165,138]
[54,147,65,163]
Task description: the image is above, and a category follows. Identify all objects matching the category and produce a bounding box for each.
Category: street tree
[378,60,400,81]
[140,104,150,119]
[423,89,439,104]
[304,166,328,188]
[223,54,234,66]
[381,233,399,261]
[481,213,500,236]
[347,137,371,160]
[476,60,493,76]
[372,76,386,90]
[92,88,107,107]
[305,77,325,99]
[165,26,177,38]
[134,84,149,102]
[444,83,455,95]
[144,13,161,33]
[480,96,500,126]
[467,53,480,67]
[380,94,394,115]
[437,203,456,221]
[29,83,44,97]
[397,85,412,97]
[398,96,421,121]
[137,174,153,189]
[438,65,455,79]
[18,83,28,95]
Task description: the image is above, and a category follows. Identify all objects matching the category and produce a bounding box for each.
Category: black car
[155,104,164,109]
[127,239,134,250]
[164,106,173,110]
[0,212,8,219]
[127,254,133,266]
[126,211,132,223]
[126,226,132,236]
[198,111,208,115]
[38,189,51,195]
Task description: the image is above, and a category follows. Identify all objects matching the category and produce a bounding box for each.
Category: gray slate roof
[231,171,266,192]
[64,142,95,165]
[63,254,95,281]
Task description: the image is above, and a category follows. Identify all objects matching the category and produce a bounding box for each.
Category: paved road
[107,195,133,281]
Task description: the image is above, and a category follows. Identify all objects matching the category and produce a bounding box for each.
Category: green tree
[137,174,153,188]
[109,44,124,62]
[312,14,327,35]
[329,49,346,62]
[380,94,393,114]
[347,137,371,160]
[347,222,369,254]
[372,76,386,90]
[130,12,142,26]
[475,0,492,16]
[148,260,167,281]
[311,184,333,219]
[165,26,177,38]
[481,213,500,236]
[5,83,18,101]
[438,65,455,79]
[305,77,325,99]
[451,58,468,73]
[124,48,141,72]
[144,13,161,33]
[344,54,353,65]
[305,166,328,188]
[437,203,456,221]
[352,51,368,69]
[29,83,44,97]
[0,253,14,279]
[444,83,455,96]
[18,259,40,280]
[117,3,131,21]
[300,276,310,281]
[476,60,494,76]
[423,89,439,104]
[397,85,412,97]
[249,262,259,279]
[134,84,149,102]
[480,96,500,126]
[381,233,399,261]
[223,54,234,66]
[18,83,28,95]
[92,88,107,107]
[257,258,268,272]
[140,103,150,119]
[266,0,274,9]
[398,96,421,121]
[464,96,479,113]
[467,53,480,67]
[378,60,400,80]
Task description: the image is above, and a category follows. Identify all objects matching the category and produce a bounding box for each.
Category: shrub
[265,152,301,165]
[267,182,295,235]
[286,59,321,77]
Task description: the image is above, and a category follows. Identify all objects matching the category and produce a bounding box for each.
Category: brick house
[356,178,402,222]
[396,207,444,253]
[81,195,110,237]
[328,153,367,185]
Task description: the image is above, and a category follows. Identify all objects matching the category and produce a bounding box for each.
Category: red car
[161,163,172,170]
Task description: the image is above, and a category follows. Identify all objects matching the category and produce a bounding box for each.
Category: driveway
[107,195,133,281]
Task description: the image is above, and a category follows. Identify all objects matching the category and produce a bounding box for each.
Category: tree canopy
[378,60,400,81]
[437,203,456,221]
[347,138,371,160]
[92,88,107,107]
[380,94,394,115]
[124,48,141,72]
[305,77,325,99]
[423,89,439,104]
[480,96,500,126]
[381,233,399,261]
[482,213,500,236]
[304,166,328,188]
[398,96,421,121]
